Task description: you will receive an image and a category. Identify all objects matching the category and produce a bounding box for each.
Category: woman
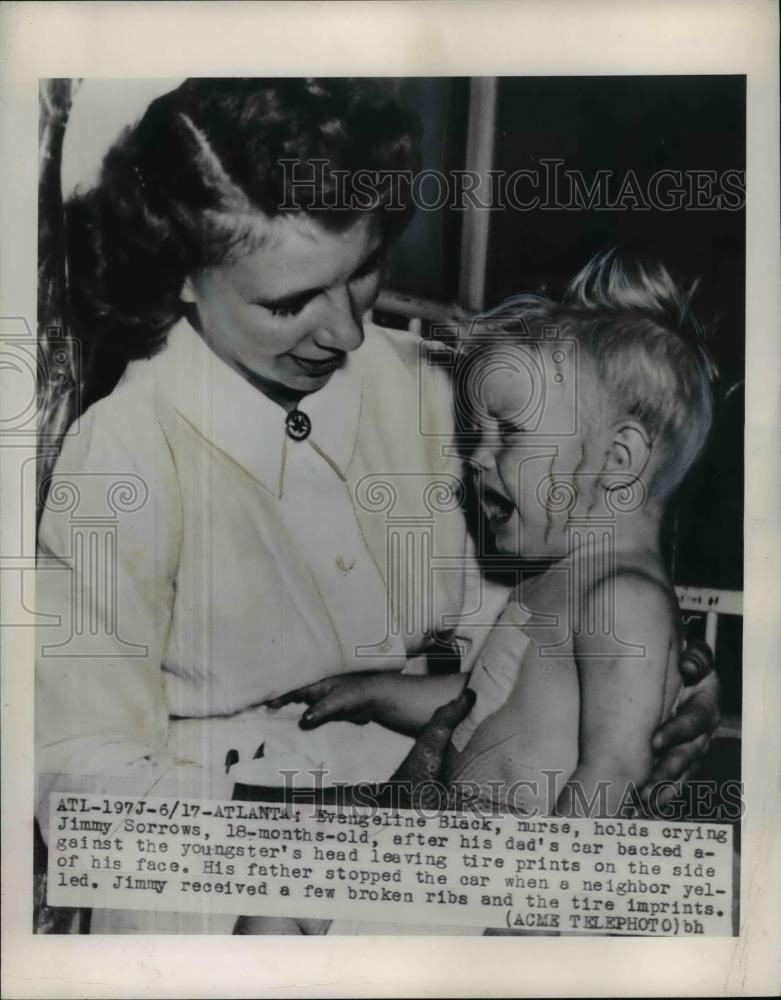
[36,78,718,933]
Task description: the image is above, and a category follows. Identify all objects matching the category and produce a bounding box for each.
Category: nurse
[36,78,718,932]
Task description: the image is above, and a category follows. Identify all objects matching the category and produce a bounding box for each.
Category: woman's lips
[480,484,515,525]
[289,353,344,377]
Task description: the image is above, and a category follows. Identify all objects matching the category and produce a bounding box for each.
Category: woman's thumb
[429,686,476,732]
[680,639,714,685]
[389,686,476,785]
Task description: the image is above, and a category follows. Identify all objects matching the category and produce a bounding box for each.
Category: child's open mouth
[480,484,515,526]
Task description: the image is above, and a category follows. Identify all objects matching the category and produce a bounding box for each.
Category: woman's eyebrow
[250,244,385,309]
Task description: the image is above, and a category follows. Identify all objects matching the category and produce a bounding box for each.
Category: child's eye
[499,420,525,439]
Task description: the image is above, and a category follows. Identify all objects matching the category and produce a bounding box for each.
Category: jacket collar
[149,317,364,497]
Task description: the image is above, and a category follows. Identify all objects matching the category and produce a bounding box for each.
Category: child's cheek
[498,445,525,487]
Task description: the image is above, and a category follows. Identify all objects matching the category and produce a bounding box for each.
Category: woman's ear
[180,276,197,304]
[602,420,652,489]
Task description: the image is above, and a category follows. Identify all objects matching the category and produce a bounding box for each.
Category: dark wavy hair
[65,77,422,392]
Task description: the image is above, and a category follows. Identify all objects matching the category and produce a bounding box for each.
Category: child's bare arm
[266,671,467,737]
[556,574,678,818]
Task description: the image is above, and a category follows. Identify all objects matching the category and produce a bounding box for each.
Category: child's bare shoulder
[577,560,679,656]
[513,562,571,612]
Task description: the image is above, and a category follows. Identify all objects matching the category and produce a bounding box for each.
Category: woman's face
[185,213,385,398]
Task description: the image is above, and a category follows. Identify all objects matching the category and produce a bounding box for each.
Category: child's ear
[602,420,652,489]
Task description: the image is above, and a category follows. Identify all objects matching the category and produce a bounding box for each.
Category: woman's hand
[390,687,475,787]
[266,673,385,729]
[642,639,720,806]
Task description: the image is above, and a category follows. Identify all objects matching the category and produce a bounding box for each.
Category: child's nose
[472,437,497,472]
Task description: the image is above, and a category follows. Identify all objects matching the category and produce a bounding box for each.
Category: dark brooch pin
[285,408,311,441]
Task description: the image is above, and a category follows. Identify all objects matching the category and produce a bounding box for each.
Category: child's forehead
[469,342,575,420]
[476,358,533,413]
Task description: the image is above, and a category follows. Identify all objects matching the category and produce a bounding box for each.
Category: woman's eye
[255,295,312,318]
[254,256,382,318]
[267,303,303,318]
[351,264,379,283]
[350,254,384,285]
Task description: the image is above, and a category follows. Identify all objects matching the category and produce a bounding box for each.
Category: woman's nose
[316,286,365,353]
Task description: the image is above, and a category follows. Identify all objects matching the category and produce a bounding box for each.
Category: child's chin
[492,525,523,555]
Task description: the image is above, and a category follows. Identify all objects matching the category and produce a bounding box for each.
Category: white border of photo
[1,2,778,997]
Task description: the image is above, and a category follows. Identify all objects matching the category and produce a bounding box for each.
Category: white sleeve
[35,398,234,842]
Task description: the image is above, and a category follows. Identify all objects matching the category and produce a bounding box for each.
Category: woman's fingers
[641,737,707,811]
[679,639,715,685]
[643,671,719,807]
[644,732,710,794]
[642,664,719,808]
[429,686,476,731]
[652,685,720,752]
